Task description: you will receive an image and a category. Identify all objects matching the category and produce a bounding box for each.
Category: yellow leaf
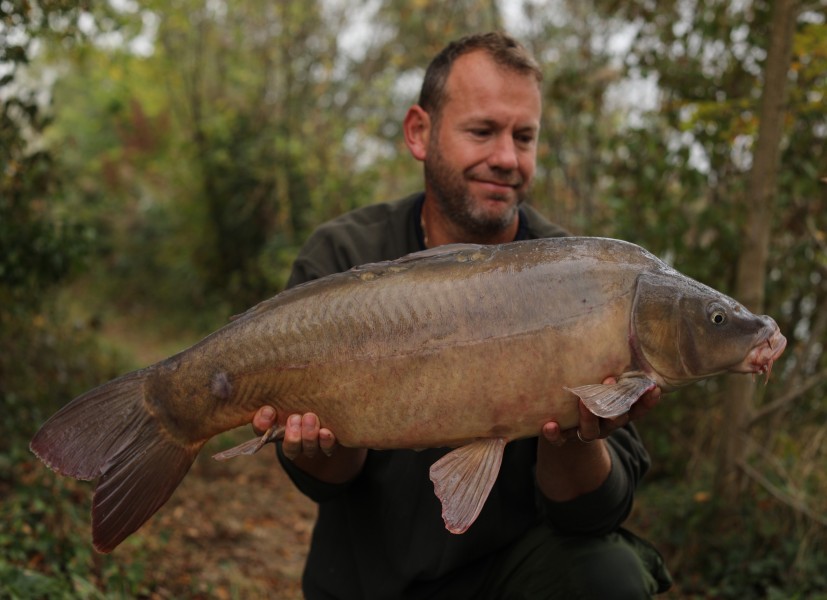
[693,491,711,503]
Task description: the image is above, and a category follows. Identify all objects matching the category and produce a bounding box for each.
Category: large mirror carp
[31,237,786,552]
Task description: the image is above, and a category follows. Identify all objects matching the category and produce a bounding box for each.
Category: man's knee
[484,526,671,600]
[565,534,657,599]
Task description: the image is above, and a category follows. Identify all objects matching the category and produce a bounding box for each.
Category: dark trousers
[480,525,673,599]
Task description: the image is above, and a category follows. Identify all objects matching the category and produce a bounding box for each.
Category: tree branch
[737,459,827,528]
[748,366,827,427]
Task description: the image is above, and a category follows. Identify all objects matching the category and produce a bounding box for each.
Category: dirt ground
[117,432,316,599]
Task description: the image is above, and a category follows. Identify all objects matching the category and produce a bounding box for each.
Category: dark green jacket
[278,193,651,600]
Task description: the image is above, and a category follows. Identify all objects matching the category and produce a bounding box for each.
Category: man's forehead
[442,52,542,123]
[446,50,540,89]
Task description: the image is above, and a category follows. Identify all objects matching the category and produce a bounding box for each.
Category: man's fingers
[542,421,567,447]
[597,374,663,428]
[282,414,303,460]
[555,376,663,445]
[577,401,602,441]
[301,413,321,458]
[281,413,335,460]
[319,428,336,457]
[252,406,277,436]
[629,386,662,420]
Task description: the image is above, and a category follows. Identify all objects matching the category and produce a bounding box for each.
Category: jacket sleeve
[538,424,650,536]
[275,440,358,503]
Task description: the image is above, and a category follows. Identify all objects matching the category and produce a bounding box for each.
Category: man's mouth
[472,179,520,194]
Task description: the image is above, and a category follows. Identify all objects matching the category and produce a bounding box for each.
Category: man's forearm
[535,436,612,502]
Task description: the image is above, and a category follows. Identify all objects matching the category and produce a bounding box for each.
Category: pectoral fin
[565,376,657,419]
[212,426,285,461]
[429,437,506,534]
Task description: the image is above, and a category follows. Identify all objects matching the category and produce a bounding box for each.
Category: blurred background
[1,0,825,598]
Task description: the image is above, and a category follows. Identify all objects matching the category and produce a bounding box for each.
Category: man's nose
[488,134,519,171]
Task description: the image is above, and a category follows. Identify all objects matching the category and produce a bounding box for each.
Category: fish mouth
[737,326,787,382]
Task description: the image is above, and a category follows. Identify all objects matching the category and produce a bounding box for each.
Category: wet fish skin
[29,237,786,552]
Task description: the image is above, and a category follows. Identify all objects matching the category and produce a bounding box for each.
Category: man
[253,32,672,599]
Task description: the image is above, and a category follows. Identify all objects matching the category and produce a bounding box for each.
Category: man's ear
[403,105,431,162]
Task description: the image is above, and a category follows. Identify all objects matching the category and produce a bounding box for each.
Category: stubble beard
[424,144,529,240]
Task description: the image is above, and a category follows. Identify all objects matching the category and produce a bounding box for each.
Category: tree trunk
[714,0,799,500]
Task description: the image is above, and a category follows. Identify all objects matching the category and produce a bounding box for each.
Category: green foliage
[0,463,150,599]
[0,286,149,598]
[1,3,153,596]
[0,164,94,307]
[1,54,94,309]
[637,475,827,599]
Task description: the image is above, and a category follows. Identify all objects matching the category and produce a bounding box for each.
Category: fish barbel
[30,237,786,552]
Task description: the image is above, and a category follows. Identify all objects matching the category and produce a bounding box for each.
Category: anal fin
[212,426,285,461]
[429,438,506,534]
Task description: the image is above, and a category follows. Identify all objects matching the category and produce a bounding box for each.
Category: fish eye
[710,310,727,325]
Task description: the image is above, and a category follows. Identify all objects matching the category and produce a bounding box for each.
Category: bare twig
[748,366,827,427]
[806,215,827,262]
[737,459,827,528]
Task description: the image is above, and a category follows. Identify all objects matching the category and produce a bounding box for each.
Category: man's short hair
[418,31,543,122]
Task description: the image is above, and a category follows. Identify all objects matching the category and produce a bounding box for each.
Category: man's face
[424,51,541,237]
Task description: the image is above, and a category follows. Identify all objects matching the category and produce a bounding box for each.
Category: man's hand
[252,406,367,484]
[536,376,661,502]
[541,376,662,446]
[252,407,338,459]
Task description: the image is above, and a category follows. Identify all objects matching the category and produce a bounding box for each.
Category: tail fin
[30,370,203,553]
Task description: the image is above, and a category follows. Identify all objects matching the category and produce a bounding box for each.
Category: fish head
[631,271,787,389]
